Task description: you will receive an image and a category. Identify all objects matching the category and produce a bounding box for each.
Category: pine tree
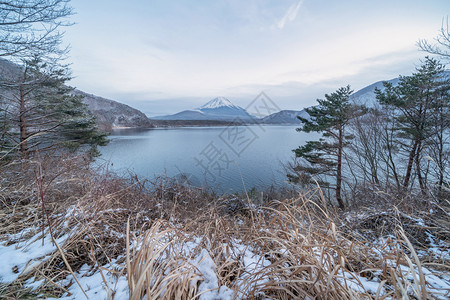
[1,57,108,157]
[293,85,363,209]
[375,57,450,194]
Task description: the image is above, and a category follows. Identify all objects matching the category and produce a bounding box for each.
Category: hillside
[260,109,309,124]
[350,77,400,106]
[73,91,155,131]
[0,58,155,132]
[350,70,449,106]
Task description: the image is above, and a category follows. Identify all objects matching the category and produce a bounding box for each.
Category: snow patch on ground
[0,231,68,283]
[1,214,449,299]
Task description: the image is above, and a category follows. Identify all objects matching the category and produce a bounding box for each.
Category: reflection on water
[98,125,313,193]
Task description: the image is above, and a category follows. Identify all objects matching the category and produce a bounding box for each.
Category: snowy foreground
[0,205,449,300]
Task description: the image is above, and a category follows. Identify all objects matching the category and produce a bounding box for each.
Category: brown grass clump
[125,188,449,299]
[0,155,449,299]
[126,220,202,300]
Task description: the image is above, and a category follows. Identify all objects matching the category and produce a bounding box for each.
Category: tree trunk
[384,125,401,190]
[436,107,445,194]
[336,127,345,209]
[19,87,28,157]
[403,140,418,190]
[415,141,426,196]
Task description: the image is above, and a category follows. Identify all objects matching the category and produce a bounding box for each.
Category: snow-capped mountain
[199,97,240,110]
[153,97,254,121]
[154,71,450,123]
[198,97,254,120]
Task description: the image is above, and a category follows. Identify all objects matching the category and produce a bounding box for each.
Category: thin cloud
[277,0,304,29]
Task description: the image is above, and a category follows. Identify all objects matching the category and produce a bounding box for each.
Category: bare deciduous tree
[418,17,450,60]
[0,0,73,59]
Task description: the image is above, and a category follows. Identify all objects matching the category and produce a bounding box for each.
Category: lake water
[98,125,312,193]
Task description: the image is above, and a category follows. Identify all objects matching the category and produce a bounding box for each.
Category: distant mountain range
[3,58,447,130]
[153,97,255,121]
[83,69,450,127]
[153,96,310,124]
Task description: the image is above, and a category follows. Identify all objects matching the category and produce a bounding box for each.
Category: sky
[64,0,450,116]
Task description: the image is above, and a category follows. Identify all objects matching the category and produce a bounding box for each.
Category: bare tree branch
[418,17,450,60]
[0,0,73,59]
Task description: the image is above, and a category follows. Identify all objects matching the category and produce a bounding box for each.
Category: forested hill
[0,58,155,131]
[72,90,155,131]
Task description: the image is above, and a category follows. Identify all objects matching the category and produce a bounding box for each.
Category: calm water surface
[98,125,312,193]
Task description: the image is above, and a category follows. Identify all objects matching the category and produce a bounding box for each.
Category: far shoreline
[108,121,301,131]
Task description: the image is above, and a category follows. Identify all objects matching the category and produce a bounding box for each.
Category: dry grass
[0,155,449,299]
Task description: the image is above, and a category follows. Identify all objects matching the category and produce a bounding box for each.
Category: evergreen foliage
[292,85,365,209]
[0,57,108,157]
[375,57,450,194]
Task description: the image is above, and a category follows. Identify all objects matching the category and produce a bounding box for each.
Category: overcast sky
[65,0,449,116]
